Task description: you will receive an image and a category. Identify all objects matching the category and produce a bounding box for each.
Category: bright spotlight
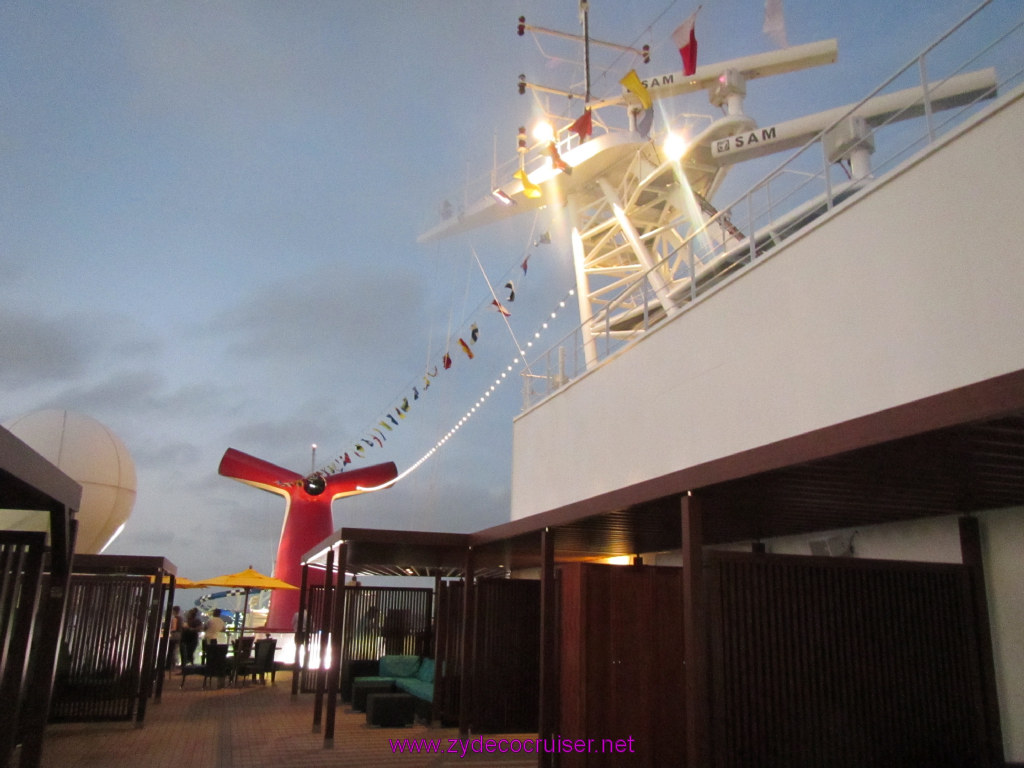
[533,120,555,143]
[664,131,688,162]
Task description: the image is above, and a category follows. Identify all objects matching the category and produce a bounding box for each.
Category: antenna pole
[580,1,591,104]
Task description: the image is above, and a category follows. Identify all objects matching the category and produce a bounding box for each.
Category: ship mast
[581,1,591,105]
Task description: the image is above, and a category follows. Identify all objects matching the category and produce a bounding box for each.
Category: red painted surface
[217,448,398,630]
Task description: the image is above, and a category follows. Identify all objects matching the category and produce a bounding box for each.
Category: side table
[351,679,395,712]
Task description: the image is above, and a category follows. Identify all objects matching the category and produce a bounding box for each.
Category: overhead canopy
[1,425,81,575]
[303,370,1024,577]
[75,554,177,578]
[303,528,471,577]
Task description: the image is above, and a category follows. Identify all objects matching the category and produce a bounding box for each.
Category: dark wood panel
[49,574,154,722]
[706,553,989,768]
[0,533,46,766]
[559,563,685,767]
[470,578,540,733]
[435,580,464,725]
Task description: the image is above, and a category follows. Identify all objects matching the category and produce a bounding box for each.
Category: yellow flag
[514,169,543,199]
[620,69,652,110]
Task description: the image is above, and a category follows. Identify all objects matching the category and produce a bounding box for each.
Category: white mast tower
[419,3,995,372]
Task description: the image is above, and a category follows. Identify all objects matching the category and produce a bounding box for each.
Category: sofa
[350,654,434,719]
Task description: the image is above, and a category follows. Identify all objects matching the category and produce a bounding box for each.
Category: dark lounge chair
[235,638,277,685]
[180,641,230,689]
[230,635,255,684]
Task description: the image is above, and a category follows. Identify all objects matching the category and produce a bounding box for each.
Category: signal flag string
[356,284,577,493]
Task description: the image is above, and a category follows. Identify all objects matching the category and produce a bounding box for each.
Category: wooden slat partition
[468,578,541,733]
[301,584,432,694]
[299,583,330,693]
[0,532,47,766]
[432,578,541,732]
[50,574,154,722]
[434,580,464,726]
[338,585,432,695]
[705,552,989,768]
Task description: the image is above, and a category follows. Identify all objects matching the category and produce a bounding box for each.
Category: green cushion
[353,675,396,685]
[415,657,435,683]
[379,654,421,678]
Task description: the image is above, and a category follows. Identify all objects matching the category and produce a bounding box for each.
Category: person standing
[204,608,227,645]
[180,607,202,665]
[166,606,182,670]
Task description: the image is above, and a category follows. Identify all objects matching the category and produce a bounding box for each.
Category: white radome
[3,409,137,554]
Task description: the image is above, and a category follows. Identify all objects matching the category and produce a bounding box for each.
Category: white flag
[764,0,788,48]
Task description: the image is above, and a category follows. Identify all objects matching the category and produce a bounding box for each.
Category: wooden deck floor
[37,671,536,768]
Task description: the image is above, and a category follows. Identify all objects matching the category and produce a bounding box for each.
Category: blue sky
[1,0,1012,587]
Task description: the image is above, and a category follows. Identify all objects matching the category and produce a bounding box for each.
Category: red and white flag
[672,9,699,76]
[569,107,593,141]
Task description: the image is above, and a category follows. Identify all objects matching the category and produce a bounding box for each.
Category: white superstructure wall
[511,87,1024,522]
[510,85,1024,763]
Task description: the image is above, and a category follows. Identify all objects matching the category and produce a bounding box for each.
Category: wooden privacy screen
[0,532,47,766]
[558,563,686,768]
[50,574,156,722]
[434,578,541,733]
[298,582,330,693]
[340,585,433,696]
[705,552,990,768]
[342,585,433,660]
[434,580,464,725]
[300,584,432,693]
[468,578,541,733]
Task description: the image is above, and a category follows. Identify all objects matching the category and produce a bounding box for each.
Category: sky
[1,0,1014,595]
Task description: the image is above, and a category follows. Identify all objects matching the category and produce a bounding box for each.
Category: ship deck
[37,670,534,768]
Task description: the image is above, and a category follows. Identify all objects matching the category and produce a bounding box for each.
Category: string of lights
[356,285,577,492]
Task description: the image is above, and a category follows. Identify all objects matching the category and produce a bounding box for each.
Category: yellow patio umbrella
[176,576,209,590]
[158,574,209,590]
[193,566,299,635]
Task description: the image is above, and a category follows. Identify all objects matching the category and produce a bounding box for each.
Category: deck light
[491,188,516,206]
[533,120,555,143]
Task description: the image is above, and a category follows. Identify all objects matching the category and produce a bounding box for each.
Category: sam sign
[712,125,784,160]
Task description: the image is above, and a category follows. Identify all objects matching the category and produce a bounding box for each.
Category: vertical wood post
[5,535,50,768]
[154,576,174,701]
[312,547,334,733]
[431,573,444,724]
[458,546,475,735]
[682,493,708,767]
[959,515,1004,767]
[538,527,558,768]
[136,572,164,724]
[292,563,310,697]
[324,543,347,746]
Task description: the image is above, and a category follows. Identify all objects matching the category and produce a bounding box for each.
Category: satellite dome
[3,409,137,554]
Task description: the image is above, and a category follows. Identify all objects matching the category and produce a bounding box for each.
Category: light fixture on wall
[491,188,515,206]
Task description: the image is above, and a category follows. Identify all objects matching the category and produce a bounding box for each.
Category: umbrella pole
[241,588,250,636]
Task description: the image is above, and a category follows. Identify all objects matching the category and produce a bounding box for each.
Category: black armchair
[229,635,255,684]
[180,641,230,689]
[235,638,277,685]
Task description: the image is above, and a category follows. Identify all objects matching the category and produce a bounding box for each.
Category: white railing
[521,0,1023,409]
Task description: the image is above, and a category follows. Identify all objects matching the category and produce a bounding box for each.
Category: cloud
[0,309,95,385]
[213,263,431,374]
[0,307,158,388]
[131,439,204,467]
